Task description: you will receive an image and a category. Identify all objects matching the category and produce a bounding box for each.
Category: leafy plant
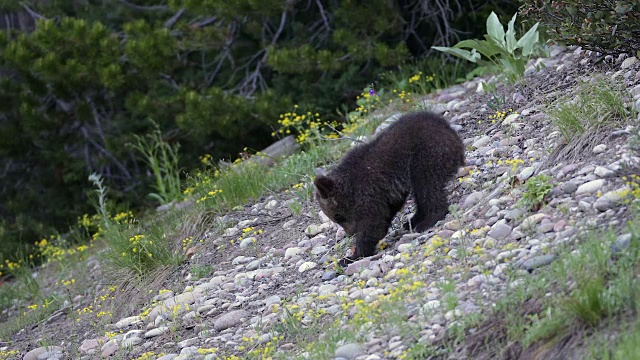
[432,12,541,82]
[548,79,633,141]
[131,128,182,205]
[521,0,640,55]
[519,174,553,211]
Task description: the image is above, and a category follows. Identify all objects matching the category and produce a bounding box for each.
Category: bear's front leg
[338,222,389,267]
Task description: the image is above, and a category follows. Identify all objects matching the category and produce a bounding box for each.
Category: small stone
[504,208,525,221]
[121,336,142,348]
[335,343,365,359]
[561,182,578,194]
[157,355,179,360]
[594,186,631,211]
[576,179,606,196]
[503,113,520,125]
[264,295,281,307]
[423,300,441,311]
[397,243,413,253]
[264,200,278,209]
[345,259,371,275]
[594,166,614,178]
[231,255,254,265]
[311,245,328,255]
[621,57,639,69]
[464,191,484,207]
[488,221,512,240]
[298,261,318,273]
[592,144,607,154]
[284,247,304,259]
[239,237,256,249]
[144,326,170,338]
[612,233,633,254]
[472,135,492,148]
[213,310,250,331]
[521,213,546,230]
[115,315,142,329]
[224,227,239,237]
[305,223,331,236]
[79,339,101,354]
[318,284,337,296]
[24,346,64,360]
[553,220,567,232]
[519,166,535,181]
[520,255,556,271]
[321,270,337,281]
[101,340,118,358]
[496,250,517,262]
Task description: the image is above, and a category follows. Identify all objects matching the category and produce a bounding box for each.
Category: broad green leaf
[499,57,525,81]
[516,22,540,56]
[432,46,480,63]
[486,12,506,49]
[505,13,517,54]
[454,39,504,59]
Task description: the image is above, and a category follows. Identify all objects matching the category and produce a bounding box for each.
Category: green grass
[470,216,640,358]
[548,79,633,141]
[378,55,472,94]
[518,174,553,211]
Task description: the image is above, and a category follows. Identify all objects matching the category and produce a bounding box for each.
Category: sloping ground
[4,46,640,360]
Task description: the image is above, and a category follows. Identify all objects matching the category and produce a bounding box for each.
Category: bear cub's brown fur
[314,111,465,266]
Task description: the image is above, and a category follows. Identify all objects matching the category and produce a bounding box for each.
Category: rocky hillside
[5,45,640,360]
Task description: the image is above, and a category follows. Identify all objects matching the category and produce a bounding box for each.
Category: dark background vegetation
[9,0,635,262]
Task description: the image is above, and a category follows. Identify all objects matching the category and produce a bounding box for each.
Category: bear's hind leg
[410,183,449,232]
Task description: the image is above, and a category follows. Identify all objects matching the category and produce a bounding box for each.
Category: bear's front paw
[338,256,357,268]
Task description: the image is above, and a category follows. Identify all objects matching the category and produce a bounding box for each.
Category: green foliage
[433,12,541,82]
[519,174,553,211]
[521,0,640,55]
[548,79,633,141]
[131,128,182,205]
[492,222,640,353]
[0,0,518,264]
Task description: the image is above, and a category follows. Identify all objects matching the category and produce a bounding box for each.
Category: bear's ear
[314,176,334,199]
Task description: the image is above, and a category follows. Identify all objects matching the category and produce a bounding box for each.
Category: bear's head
[314,175,356,235]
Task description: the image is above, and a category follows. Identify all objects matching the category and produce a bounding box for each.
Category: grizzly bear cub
[314,111,465,266]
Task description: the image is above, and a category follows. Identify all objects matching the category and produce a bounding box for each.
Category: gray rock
[121,336,142,348]
[594,166,614,178]
[520,255,556,271]
[157,355,179,360]
[305,223,331,236]
[245,258,263,271]
[621,57,639,69]
[504,208,525,221]
[519,166,535,181]
[144,326,170,338]
[298,261,318,272]
[178,337,200,349]
[264,295,281,307]
[284,247,304,259]
[575,179,606,196]
[592,144,607,154]
[322,270,337,281]
[612,233,633,254]
[78,339,100,354]
[315,285,336,298]
[464,191,484,207]
[100,340,118,358]
[472,135,492,148]
[345,259,371,275]
[335,343,365,359]
[239,237,256,249]
[488,221,512,240]
[214,310,250,331]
